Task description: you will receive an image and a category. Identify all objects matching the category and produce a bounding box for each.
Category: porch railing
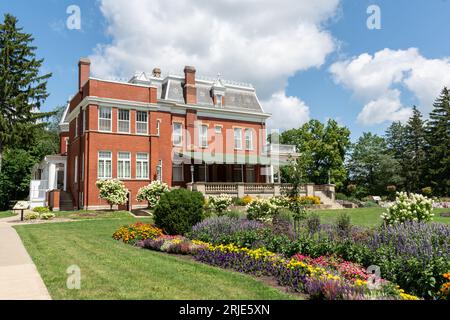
[188,182,335,203]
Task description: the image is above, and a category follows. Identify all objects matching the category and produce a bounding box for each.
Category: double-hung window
[118,152,131,179]
[118,109,130,133]
[234,128,242,150]
[199,124,208,148]
[98,151,112,179]
[136,153,149,179]
[99,107,112,131]
[245,129,253,150]
[136,111,148,134]
[172,123,183,146]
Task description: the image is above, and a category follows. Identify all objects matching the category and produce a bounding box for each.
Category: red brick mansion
[28,58,337,211]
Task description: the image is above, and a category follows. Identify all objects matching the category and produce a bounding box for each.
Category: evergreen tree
[0,14,52,171]
[425,87,450,196]
[385,121,408,190]
[403,107,427,192]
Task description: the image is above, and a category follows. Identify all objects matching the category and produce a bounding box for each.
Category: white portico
[29,154,67,209]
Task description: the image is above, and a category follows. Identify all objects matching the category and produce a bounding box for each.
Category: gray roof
[130,73,264,113]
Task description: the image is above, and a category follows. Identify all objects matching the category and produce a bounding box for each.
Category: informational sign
[13,201,29,210]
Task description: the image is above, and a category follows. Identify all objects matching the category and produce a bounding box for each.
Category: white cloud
[263,91,310,130]
[89,0,340,128]
[356,90,412,125]
[330,48,450,125]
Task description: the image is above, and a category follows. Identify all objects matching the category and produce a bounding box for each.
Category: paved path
[0,215,51,300]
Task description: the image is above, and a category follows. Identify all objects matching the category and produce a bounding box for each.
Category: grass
[0,210,15,218]
[311,207,450,228]
[15,217,295,300]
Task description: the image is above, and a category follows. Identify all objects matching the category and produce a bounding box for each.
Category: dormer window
[215,95,222,108]
[212,73,226,108]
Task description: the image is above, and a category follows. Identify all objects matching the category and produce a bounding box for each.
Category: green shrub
[40,212,55,220]
[225,210,242,219]
[25,212,39,220]
[96,179,129,210]
[154,189,205,235]
[232,197,246,206]
[32,206,50,213]
[421,187,432,196]
[381,192,434,225]
[246,198,279,222]
[208,194,233,216]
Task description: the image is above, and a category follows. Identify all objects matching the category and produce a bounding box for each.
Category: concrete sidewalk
[0,216,51,300]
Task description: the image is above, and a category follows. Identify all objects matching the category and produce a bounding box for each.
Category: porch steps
[315,190,343,209]
[59,191,74,211]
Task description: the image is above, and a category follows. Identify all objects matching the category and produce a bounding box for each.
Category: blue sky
[1,0,450,140]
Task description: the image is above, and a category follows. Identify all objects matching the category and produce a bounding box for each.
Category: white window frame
[156,160,163,182]
[172,164,184,182]
[156,120,161,136]
[118,109,130,133]
[215,125,222,134]
[74,156,78,183]
[136,111,148,135]
[81,153,84,181]
[117,152,131,179]
[234,128,242,150]
[136,153,149,180]
[245,129,253,150]
[98,107,112,132]
[199,124,208,148]
[74,116,78,138]
[98,151,112,179]
[82,109,87,134]
[172,122,183,146]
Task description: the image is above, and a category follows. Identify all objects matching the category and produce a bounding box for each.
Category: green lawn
[0,210,16,218]
[15,217,295,300]
[312,207,450,227]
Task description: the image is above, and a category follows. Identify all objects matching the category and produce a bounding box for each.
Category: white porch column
[270,165,274,183]
[63,159,67,191]
[48,162,56,191]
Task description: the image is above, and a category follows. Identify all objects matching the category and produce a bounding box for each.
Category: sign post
[12,201,30,221]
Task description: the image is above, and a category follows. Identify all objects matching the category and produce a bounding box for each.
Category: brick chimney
[183,66,197,104]
[78,58,91,92]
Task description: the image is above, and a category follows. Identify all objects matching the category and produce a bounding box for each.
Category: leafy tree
[0,14,52,172]
[0,149,36,208]
[279,119,350,188]
[347,132,403,197]
[425,87,450,196]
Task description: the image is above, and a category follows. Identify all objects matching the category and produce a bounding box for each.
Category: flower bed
[194,243,418,300]
[137,235,207,255]
[112,222,163,244]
